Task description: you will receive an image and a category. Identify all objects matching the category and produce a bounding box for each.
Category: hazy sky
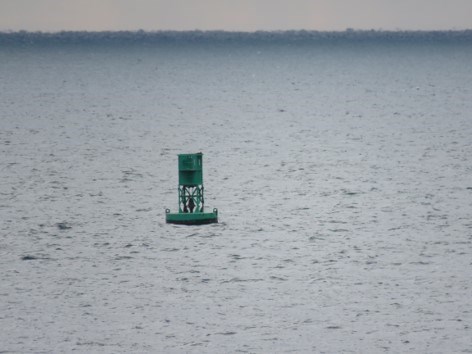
[1,0,471,32]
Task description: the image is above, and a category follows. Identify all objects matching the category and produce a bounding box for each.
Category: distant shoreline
[1,29,471,44]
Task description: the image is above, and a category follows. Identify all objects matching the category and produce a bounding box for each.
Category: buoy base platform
[166,208,218,225]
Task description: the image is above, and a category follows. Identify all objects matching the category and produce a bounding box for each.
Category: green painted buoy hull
[166,211,218,225]
[166,153,218,225]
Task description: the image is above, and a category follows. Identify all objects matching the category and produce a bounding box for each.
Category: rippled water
[1,36,472,353]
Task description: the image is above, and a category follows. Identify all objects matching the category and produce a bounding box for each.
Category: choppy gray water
[1,34,472,353]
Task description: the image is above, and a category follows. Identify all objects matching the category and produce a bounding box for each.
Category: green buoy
[166,153,218,225]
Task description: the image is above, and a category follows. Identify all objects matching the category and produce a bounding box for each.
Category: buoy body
[166,153,218,225]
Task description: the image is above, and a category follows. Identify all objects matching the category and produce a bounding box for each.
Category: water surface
[1,32,471,353]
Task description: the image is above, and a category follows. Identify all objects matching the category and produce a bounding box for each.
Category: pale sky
[0,0,471,32]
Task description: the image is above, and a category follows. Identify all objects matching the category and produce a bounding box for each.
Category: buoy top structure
[166,153,218,225]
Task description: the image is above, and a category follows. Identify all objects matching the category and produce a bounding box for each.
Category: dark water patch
[262,337,279,341]
[94,242,110,247]
[185,233,199,238]
[56,222,71,230]
[342,190,358,196]
[21,255,38,260]
[215,331,237,335]
[326,325,342,329]
[309,235,326,241]
[426,213,448,221]
[21,255,51,261]
[230,254,244,260]
[120,168,143,183]
[136,208,152,212]
[324,259,338,263]
[200,233,219,238]
[76,341,105,347]
[453,241,471,245]
[189,342,205,347]
[221,278,264,283]
[114,255,133,260]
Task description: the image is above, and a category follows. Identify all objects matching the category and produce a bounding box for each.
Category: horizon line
[1,29,472,34]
